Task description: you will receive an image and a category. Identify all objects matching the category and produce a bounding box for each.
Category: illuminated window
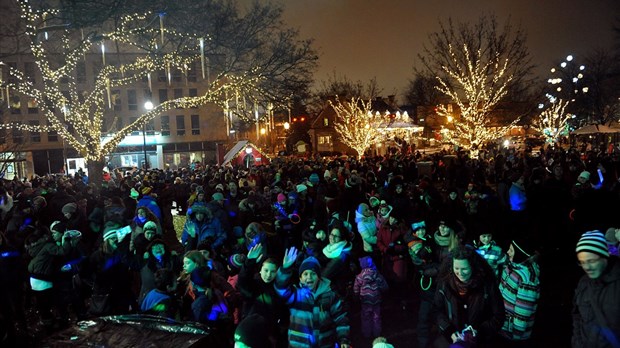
[323,117,329,126]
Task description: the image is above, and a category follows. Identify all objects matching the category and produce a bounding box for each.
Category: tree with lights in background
[434,43,515,154]
[0,0,317,184]
[532,99,572,144]
[330,96,387,159]
[416,16,534,155]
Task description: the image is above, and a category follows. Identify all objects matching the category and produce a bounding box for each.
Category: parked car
[39,314,223,348]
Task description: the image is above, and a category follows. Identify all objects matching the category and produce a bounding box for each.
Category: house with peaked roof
[309,95,418,156]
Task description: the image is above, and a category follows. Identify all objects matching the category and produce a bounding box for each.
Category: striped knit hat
[576,230,609,258]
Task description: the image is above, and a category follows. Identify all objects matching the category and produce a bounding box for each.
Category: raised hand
[247,243,263,261]
[282,247,298,269]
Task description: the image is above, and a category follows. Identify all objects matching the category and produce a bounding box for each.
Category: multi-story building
[0,52,227,179]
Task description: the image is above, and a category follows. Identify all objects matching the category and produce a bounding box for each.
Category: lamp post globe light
[143,101,154,169]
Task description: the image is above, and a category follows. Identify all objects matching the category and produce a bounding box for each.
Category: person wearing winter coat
[433,246,505,348]
[181,204,226,252]
[404,220,436,348]
[355,203,378,254]
[86,222,137,316]
[137,186,162,221]
[353,256,388,339]
[319,226,353,299]
[137,239,181,304]
[572,230,620,348]
[236,243,288,347]
[25,227,72,330]
[140,268,179,320]
[376,210,408,293]
[474,230,507,279]
[275,247,351,348]
[498,238,541,345]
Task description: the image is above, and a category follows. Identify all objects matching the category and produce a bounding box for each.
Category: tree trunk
[87,159,105,188]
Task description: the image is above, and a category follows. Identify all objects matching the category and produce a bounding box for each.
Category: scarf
[323,241,351,259]
[434,231,450,247]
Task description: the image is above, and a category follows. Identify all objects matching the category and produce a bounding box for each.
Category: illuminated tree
[330,96,386,159]
[532,99,572,143]
[435,43,516,152]
[0,0,317,181]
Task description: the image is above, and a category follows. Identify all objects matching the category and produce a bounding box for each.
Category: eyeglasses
[577,257,602,267]
[330,233,341,239]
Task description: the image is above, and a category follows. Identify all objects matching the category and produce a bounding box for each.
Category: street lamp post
[143,100,154,169]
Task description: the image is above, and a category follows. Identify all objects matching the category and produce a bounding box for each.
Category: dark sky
[271,0,619,101]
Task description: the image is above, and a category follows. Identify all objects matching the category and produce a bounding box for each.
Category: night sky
[258,0,620,100]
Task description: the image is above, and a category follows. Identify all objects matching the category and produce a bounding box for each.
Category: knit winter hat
[102,221,121,241]
[130,188,140,200]
[411,221,426,232]
[277,193,286,203]
[143,221,158,232]
[212,192,225,201]
[141,186,152,195]
[228,254,247,270]
[215,183,225,192]
[62,202,78,215]
[369,196,380,208]
[309,173,320,185]
[234,314,269,348]
[578,171,591,181]
[296,184,308,193]
[576,230,609,258]
[299,256,321,276]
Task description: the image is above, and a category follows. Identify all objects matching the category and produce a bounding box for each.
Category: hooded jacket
[353,267,388,305]
[572,257,620,348]
[499,259,540,340]
[181,205,226,251]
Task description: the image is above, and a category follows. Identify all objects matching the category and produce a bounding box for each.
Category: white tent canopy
[571,124,620,135]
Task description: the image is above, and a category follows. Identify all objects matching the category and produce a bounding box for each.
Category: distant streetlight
[283,122,290,130]
[143,101,153,169]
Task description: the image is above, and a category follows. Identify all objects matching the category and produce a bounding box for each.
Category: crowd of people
[0,141,619,348]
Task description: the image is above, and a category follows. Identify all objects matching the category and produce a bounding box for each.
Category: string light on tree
[532,99,573,143]
[330,96,388,159]
[2,0,291,172]
[435,44,517,155]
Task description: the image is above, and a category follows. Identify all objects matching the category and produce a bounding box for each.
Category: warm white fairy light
[4,0,274,163]
[532,99,571,143]
[330,96,388,158]
[435,44,516,153]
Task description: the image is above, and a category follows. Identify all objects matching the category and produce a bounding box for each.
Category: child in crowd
[353,256,389,339]
[275,247,352,348]
[140,268,179,319]
[473,229,506,278]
